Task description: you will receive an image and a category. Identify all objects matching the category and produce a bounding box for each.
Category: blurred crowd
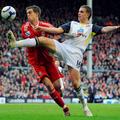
[0,1,120,102]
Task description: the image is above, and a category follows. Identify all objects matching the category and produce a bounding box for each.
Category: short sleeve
[60,22,71,33]
[92,24,103,34]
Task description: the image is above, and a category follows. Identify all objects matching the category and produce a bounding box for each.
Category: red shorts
[33,62,62,83]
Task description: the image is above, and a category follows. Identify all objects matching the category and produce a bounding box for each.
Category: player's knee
[72,81,79,89]
[53,82,61,89]
[42,77,54,92]
[38,36,46,42]
[45,83,54,92]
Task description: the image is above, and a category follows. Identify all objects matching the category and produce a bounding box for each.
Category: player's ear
[86,13,89,19]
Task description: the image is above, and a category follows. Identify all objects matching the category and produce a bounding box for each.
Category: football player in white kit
[7,5,120,116]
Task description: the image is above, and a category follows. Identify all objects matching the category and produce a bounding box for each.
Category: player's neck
[30,19,39,27]
[80,19,89,25]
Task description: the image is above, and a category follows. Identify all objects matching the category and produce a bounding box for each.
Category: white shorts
[54,40,83,71]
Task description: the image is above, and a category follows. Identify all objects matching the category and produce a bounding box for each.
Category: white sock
[75,86,86,106]
[16,38,37,47]
[60,78,64,90]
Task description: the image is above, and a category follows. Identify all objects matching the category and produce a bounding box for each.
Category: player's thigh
[53,79,61,90]
[38,37,57,52]
[33,65,49,82]
[46,62,61,83]
[68,67,81,88]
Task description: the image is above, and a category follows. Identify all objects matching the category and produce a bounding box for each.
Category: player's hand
[117,25,120,29]
[114,25,120,33]
[76,32,84,37]
[34,25,42,31]
[116,25,120,33]
[114,25,120,30]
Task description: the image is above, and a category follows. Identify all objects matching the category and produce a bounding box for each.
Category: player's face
[78,7,89,22]
[26,9,38,22]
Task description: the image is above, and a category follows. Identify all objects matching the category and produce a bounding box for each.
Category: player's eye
[80,10,84,13]
[27,11,32,14]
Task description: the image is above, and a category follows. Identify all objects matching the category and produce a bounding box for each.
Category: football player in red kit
[8,5,70,116]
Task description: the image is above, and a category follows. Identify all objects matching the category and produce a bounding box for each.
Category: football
[1,6,16,21]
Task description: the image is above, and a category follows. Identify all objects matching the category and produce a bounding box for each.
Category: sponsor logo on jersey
[25,31,31,37]
[77,28,84,33]
[77,28,87,38]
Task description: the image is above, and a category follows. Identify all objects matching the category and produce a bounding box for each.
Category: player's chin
[27,17,32,22]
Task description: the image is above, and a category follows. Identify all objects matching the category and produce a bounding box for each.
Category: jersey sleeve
[60,22,71,33]
[92,24,103,35]
[47,23,54,27]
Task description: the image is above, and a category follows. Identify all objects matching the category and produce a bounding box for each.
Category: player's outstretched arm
[34,26,64,34]
[101,25,120,33]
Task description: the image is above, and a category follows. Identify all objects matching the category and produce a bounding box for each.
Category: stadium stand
[0,0,120,102]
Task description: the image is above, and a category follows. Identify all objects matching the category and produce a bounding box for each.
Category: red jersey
[21,21,54,66]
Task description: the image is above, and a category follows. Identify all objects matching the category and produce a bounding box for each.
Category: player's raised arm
[35,25,64,34]
[101,25,120,33]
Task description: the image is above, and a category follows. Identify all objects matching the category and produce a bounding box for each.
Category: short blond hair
[81,5,92,20]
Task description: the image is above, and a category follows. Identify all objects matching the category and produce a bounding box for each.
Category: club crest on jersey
[25,31,31,36]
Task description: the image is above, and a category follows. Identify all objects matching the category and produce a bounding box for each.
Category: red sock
[50,89,64,108]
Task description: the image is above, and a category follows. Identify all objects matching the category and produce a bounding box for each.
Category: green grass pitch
[0,103,120,120]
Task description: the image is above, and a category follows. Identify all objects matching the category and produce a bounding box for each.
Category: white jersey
[54,21,102,71]
[63,21,93,52]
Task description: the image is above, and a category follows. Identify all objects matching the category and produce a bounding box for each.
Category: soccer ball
[1,6,16,21]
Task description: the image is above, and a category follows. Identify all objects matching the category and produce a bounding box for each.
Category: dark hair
[26,5,41,18]
[81,5,92,20]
